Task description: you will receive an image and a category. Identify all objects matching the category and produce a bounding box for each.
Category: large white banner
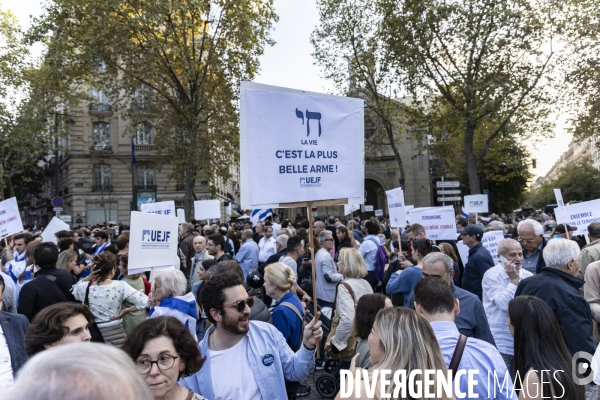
[240,82,364,208]
[344,204,360,216]
[555,199,600,235]
[386,187,407,228]
[141,201,176,216]
[194,200,221,220]
[128,212,179,274]
[0,197,23,237]
[41,217,70,243]
[408,206,456,240]
[457,230,504,266]
[464,194,489,213]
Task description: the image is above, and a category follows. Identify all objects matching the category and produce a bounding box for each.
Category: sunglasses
[222,297,254,312]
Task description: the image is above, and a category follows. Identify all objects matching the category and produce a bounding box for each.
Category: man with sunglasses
[181,272,322,399]
[516,219,547,275]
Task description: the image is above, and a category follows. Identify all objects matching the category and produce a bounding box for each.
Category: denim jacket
[180,320,315,399]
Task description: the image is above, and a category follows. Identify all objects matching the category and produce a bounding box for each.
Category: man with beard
[181,272,323,399]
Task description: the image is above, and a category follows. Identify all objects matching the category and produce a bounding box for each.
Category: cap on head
[457,224,484,240]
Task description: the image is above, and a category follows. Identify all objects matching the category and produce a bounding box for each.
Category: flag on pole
[250,209,272,226]
[131,140,137,166]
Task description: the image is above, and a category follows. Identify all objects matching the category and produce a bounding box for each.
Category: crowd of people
[0,209,599,400]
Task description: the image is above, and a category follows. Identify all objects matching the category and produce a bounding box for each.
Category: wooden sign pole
[306,202,319,358]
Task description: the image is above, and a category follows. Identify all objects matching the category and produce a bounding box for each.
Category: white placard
[464,194,489,213]
[408,206,456,240]
[555,199,600,235]
[41,217,70,243]
[0,197,24,237]
[194,200,221,220]
[457,230,504,266]
[240,82,364,208]
[386,187,406,228]
[141,201,176,216]
[128,211,179,274]
[553,188,568,222]
[374,209,383,217]
[344,204,360,216]
[405,205,414,224]
[176,209,186,224]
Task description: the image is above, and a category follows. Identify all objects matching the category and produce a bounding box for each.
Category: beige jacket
[584,260,600,345]
[330,277,373,351]
[580,239,600,280]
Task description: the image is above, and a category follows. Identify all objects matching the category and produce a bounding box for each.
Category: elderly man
[482,239,533,369]
[459,224,495,300]
[235,229,259,279]
[258,225,276,264]
[517,219,547,274]
[487,220,509,237]
[189,235,213,288]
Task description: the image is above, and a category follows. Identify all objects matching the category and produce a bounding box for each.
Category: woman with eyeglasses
[385,238,433,307]
[122,316,206,400]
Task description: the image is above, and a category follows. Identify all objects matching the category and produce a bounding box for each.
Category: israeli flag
[148,292,198,342]
[250,209,272,227]
[461,207,469,218]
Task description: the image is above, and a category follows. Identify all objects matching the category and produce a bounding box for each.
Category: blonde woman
[337,307,454,400]
[56,250,85,279]
[328,248,373,362]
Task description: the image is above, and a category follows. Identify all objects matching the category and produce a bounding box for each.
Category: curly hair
[25,303,95,357]
[92,252,116,283]
[121,316,204,377]
[199,272,244,323]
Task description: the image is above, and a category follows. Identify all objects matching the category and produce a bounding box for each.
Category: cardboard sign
[128,211,180,274]
[194,200,221,221]
[344,204,360,216]
[0,197,24,237]
[464,194,489,213]
[141,201,175,216]
[386,187,407,228]
[41,217,71,244]
[555,199,600,235]
[408,206,456,240]
[240,82,364,208]
[457,230,504,266]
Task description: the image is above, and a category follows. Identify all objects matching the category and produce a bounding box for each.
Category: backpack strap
[448,334,468,380]
[84,282,93,306]
[278,301,303,321]
[332,281,356,318]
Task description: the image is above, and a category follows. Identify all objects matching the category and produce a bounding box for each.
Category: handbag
[83,282,105,343]
[324,282,357,359]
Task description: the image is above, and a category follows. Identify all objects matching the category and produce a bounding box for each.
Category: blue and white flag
[461,207,469,218]
[250,209,272,227]
[148,292,197,342]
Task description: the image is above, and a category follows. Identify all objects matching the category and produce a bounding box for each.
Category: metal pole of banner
[306,202,320,359]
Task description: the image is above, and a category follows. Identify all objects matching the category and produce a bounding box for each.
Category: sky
[1,0,570,180]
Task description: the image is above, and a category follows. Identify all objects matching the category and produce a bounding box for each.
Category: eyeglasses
[323,238,334,242]
[135,354,179,375]
[422,272,443,278]
[222,297,254,312]
[517,237,538,244]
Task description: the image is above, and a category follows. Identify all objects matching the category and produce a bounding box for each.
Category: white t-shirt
[0,324,14,389]
[209,335,260,400]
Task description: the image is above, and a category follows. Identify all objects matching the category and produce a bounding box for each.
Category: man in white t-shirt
[181,271,322,399]
[258,226,276,263]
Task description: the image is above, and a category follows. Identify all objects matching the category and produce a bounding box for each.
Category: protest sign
[553,189,568,222]
[386,187,407,228]
[0,197,24,237]
[239,81,364,208]
[41,217,70,243]
[176,209,186,224]
[128,211,180,274]
[555,199,600,235]
[464,194,489,213]
[408,206,456,240]
[194,200,221,221]
[405,205,414,224]
[344,204,360,216]
[457,230,504,266]
[141,201,175,216]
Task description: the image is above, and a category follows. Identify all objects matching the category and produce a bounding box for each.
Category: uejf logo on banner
[300,177,321,187]
[469,201,483,207]
[141,230,172,249]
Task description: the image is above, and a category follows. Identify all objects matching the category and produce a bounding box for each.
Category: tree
[377,0,559,194]
[31,0,277,218]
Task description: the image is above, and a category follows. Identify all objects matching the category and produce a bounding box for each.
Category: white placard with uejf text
[463,194,489,213]
[141,201,176,216]
[128,211,180,274]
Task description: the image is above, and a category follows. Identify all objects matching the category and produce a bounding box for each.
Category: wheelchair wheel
[324,359,338,374]
[316,373,339,398]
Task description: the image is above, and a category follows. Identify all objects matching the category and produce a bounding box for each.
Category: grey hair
[497,239,520,257]
[422,253,454,275]
[276,234,289,248]
[256,222,265,231]
[487,221,505,231]
[318,230,332,244]
[155,269,188,297]
[314,221,326,229]
[242,229,254,239]
[181,223,194,234]
[6,342,153,400]
[543,239,580,270]
[517,219,544,236]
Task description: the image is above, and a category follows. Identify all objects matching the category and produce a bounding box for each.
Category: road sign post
[436,181,460,188]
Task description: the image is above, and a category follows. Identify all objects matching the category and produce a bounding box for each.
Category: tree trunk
[6,177,15,200]
[464,122,480,194]
[385,123,405,187]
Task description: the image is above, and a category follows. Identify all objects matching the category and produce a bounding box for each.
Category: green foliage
[528,157,600,207]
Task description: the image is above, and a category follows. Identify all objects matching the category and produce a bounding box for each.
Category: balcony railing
[92,184,113,192]
[91,144,112,152]
[135,144,154,152]
[89,103,112,112]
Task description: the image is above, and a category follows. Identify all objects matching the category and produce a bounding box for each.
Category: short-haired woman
[118,254,148,334]
[148,269,198,341]
[352,293,392,368]
[71,252,148,346]
[122,316,206,400]
[25,302,95,356]
[327,248,373,362]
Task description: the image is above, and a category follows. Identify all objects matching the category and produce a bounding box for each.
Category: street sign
[437,196,462,202]
[51,196,64,207]
[53,207,63,212]
[436,181,460,188]
[363,205,374,212]
[437,189,461,195]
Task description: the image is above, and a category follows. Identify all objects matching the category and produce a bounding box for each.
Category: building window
[92,122,111,150]
[93,165,112,191]
[134,87,148,110]
[136,166,155,189]
[136,122,154,145]
[91,87,111,111]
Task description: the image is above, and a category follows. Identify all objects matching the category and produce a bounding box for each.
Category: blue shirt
[431,321,517,400]
[385,267,422,307]
[359,235,380,271]
[235,239,259,278]
[272,292,304,351]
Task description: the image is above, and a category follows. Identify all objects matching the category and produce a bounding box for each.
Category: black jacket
[0,311,28,374]
[462,243,495,300]
[17,273,70,322]
[515,268,595,355]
